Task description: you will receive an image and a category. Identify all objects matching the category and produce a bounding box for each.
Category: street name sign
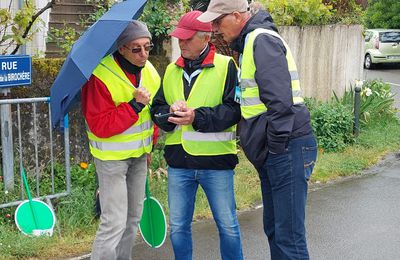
[0,55,32,88]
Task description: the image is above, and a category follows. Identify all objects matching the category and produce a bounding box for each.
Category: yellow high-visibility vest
[87,55,160,160]
[240,28,304,119]
[163,53,237,156]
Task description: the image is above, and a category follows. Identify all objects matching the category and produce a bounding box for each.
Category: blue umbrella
[50,0,148,128]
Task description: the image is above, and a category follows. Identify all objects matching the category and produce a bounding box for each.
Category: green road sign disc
[15,199,56,236]
[139,196,167,248]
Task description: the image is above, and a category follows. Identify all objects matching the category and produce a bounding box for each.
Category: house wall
[0,0,50,56]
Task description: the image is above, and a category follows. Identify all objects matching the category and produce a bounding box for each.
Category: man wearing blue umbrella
[81,21,160,260]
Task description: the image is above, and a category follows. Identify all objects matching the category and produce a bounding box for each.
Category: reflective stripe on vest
[89,136,152,151]
[87,120,152,136]
[88,55,160,160]
[182,131,236,142]
[240,28,304,119]
[163,53,237,156]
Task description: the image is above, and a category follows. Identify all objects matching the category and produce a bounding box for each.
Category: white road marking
[386,81,400,87]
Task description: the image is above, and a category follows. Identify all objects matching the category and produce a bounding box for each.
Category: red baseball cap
[170,11,212,40]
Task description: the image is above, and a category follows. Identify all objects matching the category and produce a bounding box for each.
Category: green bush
[307,79,396,153]
[365,0,400,29]
[263,0,333,26]
[307,99,354,152]
[258,0,364,26]
[327,0,365,25]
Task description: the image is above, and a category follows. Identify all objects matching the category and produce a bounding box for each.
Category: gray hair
[196,31,212,39]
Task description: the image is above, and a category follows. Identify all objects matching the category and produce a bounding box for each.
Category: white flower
[355,79,364,88]
[365,88,372,97]
[4,190,8,195]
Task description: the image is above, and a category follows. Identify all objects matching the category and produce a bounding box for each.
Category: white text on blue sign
[0,55,32,88]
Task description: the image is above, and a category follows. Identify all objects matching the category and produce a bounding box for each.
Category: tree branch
[11,0,56,54]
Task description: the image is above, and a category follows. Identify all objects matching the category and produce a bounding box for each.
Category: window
[379,31,400,43]
[364,31,373,42]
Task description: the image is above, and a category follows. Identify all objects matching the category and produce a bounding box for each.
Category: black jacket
[231,10,313,169]
[151,44,241,170]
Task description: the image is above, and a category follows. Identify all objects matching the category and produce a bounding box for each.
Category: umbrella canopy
[50,0,148,127]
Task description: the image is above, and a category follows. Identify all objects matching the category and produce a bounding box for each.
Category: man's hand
[168,107,195,125]
[169,100,187,113]
[134,87,151,105]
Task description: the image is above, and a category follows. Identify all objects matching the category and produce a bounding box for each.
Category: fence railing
[0,97,70,209]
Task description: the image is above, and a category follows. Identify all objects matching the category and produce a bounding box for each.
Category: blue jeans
[259,134,317,260]
[168,167,243,260]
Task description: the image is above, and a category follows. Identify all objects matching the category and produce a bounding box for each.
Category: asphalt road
[131,154,400,260]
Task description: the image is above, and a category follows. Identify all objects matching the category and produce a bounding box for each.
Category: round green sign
[15,199,56,236]
[139,196,167,248]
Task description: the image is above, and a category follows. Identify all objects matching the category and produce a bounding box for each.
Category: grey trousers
[91,155,147,260]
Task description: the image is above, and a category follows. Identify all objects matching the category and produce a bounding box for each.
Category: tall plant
[258,0,363,26]
[365,0,400,29]
[0,0,56,55]
[140,0,185,55]
[333,80,396,124]
[262,0,333,26]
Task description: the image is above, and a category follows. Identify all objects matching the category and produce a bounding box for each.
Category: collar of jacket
[175,43,216,69]
[230,10,278,53]
[113,51,144,74]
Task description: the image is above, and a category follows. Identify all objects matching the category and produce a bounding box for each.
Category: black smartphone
[154,112,176,119]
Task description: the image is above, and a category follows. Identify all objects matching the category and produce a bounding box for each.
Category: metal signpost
[0,55,32,191]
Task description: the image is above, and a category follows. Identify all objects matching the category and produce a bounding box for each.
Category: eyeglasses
[213,14,230,26]
[126,44,154,53]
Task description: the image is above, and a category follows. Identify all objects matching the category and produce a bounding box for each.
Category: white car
[364,29,400,69]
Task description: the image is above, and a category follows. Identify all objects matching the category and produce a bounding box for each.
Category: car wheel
[364,54,374,69]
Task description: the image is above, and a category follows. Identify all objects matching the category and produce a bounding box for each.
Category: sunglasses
[126,44,154,53]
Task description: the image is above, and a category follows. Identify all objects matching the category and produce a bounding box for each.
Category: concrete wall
[169,24,364,101]
[279,25,364,100]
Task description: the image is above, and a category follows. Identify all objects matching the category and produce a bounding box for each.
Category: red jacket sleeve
[81,75,139,138]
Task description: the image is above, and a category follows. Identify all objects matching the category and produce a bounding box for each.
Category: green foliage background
[364,0,400,29]
[306,80,397,152]
[256,0,364,26]
[0,0,37,55]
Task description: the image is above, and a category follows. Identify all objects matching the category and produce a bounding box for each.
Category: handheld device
[154,112,177,119]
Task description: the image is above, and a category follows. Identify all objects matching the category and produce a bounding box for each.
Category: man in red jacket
[81,21,160,260]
